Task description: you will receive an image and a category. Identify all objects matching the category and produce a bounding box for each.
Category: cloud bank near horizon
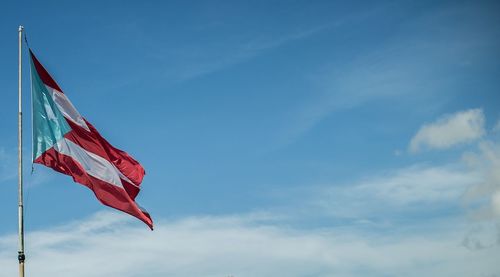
[0,211,498,277]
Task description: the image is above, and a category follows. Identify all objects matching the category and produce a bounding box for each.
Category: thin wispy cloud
[310,164,478,220]
[0,147,53,188]
[25,165,54,188]
[494,119,500,133]
[409,109,485,153]
[0,147,16,183]
[161,23,334,82]
[462,140,500,219]
[283,43,441,143]
[282,4,500,144]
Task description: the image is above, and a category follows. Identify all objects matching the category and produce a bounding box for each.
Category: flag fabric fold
[30,49,153,229]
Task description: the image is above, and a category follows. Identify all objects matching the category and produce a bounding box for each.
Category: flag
[29,49,153,229]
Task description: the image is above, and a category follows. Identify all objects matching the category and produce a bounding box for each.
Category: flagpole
[18,25,26,277]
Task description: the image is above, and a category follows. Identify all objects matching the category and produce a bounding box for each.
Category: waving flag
[30,49,153,229]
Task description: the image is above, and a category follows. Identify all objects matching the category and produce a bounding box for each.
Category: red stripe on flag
[29,49,63,93]
[35,147,153,229]
[63,119,146,188]
[62,126,142,200]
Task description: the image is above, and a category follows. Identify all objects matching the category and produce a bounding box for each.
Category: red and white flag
[30,49,153,229]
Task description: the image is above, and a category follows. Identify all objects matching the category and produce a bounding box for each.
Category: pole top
[18,25,24,32]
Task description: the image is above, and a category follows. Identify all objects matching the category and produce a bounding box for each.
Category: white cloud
[0,211,498,277]
[409,108,485,153]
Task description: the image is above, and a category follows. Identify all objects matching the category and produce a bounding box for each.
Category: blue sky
[1,0,500,276]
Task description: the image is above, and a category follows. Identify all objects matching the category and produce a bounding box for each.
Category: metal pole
[18,25,25,277]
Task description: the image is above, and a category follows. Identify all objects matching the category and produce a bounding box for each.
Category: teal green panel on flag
[31,59,71,160]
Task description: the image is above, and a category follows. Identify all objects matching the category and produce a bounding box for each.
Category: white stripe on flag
[46,85,91,132]
[54,138,124,189]
[46,85,139,189]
